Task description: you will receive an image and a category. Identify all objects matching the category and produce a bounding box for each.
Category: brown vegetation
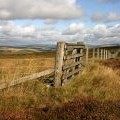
[0,97,120,120]
[0,52,120,119]
[0,51,55,59]
[100,58,120,70]
[0,52,55,84]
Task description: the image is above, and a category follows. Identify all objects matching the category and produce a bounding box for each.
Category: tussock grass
[64,62,120,101]
[0,60,120,111]
[0,53,120,119]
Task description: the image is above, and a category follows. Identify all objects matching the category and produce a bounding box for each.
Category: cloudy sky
[0,0,120,45]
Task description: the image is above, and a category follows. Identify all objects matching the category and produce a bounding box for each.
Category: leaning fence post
[54,42,65,87]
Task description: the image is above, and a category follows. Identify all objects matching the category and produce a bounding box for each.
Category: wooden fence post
[105,49,108,59]
[86,47,89,64]
[54,42,65,87]
[92,48,95,60]
[97,48,100,59]
[108,50,111,59]
[100,49,103,59]
[104,48,106,60]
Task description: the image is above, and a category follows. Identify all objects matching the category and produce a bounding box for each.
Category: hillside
[0,58,120,119]
[0,44,56,54]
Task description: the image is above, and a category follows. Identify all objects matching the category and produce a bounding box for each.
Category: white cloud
[63,23,86,35]
[91,12,120,22]
[89,24,120,44]
[93,24,110,38]
[0,21,120,45]
[0,0,83,20]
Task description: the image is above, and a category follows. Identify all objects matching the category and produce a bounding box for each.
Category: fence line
[0,42,119,89]
[86,47,119,61]
[54,42,120,87]
[0,69,54,90]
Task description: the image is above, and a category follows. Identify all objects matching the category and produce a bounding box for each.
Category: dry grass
[0,58,119,108]
[64,62,120,101]
[0,52,55,84]
[0,52,120,119]
[0,52,55,109]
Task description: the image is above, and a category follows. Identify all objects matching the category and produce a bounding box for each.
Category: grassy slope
[0,56,120,119]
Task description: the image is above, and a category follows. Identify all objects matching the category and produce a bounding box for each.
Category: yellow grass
[0,52,120,110]
[0,52,55,84]
[64,62,120,101]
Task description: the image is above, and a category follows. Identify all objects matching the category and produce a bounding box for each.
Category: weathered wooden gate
[54,42,85,87]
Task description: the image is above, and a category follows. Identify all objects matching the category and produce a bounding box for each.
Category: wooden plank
[0,69,54,90]
[63,50,69,84]
[79,48,83,60]
[66,43,85,46]
[77,42,84,45]
[64,53,83,60]
[71,49,77,78]
[66,46,85,51]
[54,42,65,87]
[63,61,85,70]
[62,68,82,80]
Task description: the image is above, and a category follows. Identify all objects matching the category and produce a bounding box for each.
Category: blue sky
[0,0,120,45]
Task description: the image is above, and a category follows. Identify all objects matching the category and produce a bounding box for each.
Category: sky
[0,0,120,45]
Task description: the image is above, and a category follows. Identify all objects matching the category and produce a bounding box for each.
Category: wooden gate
[54,42,85,87]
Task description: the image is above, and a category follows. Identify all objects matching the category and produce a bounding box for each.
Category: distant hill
[0,44,56,54]
[86,43,120,48]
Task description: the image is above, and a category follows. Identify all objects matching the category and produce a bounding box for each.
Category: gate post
[54,42,65,87]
